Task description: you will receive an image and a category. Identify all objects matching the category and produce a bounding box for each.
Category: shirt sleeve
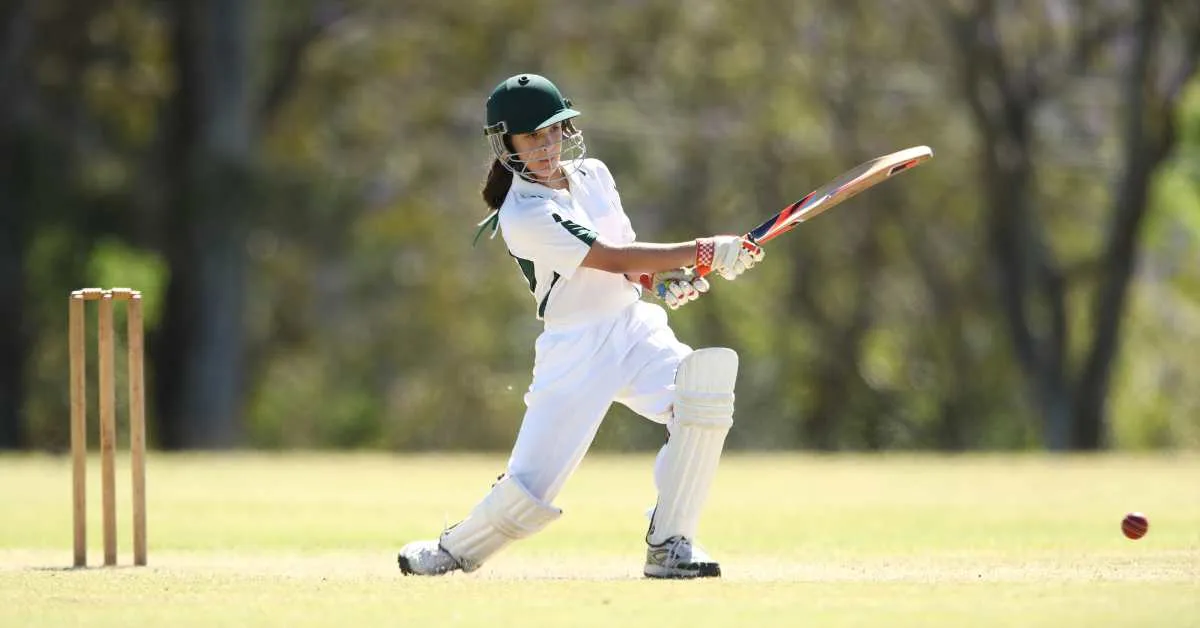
[593,160,637,242]
[500,203,598,279]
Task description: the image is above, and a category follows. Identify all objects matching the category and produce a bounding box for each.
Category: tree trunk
[0,0,31,449]
[155,0,254,449]
[0,141,28,450]
[1073,2,1184,450]
[984,138,1076,450]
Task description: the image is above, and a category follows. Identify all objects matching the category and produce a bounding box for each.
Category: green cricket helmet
[483,74,586,182]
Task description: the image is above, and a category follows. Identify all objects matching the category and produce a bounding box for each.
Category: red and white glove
[638,268,711,310]
[695,236,764,280]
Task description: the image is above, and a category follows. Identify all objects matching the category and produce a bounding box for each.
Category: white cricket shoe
[643,536,721,578]
[397,540,462,576]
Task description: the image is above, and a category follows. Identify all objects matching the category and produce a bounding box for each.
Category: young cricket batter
[397,73,764,578]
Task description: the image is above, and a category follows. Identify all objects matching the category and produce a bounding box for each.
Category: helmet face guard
[484,74,587,185]
[484,119,586,185]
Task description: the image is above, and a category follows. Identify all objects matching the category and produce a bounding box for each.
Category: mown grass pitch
[1,453,1198,627]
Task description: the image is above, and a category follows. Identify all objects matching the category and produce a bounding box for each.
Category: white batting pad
[439,474,562,572]
[647,347,737,545]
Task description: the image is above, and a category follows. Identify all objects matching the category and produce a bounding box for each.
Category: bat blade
[747,145,933,246]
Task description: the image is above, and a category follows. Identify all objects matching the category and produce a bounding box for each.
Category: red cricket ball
[1122,512,1149,540]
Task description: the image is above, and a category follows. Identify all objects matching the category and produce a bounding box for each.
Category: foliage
[4,0,1200,451]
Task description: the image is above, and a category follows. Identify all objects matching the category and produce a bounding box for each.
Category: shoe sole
[643,563,721,579]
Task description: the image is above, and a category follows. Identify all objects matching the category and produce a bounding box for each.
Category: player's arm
[581,239,696,275]
[581,236,763,280]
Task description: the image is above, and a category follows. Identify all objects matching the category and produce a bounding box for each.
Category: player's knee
[672,347,738,430]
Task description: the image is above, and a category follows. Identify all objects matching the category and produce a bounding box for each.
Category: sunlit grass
[1,453,1198,627]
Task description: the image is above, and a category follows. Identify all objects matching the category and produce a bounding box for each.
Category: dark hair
[482,159,513,211]
[482,135,523,211]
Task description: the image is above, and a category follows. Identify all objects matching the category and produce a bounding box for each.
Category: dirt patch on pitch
[3,549,1196,583]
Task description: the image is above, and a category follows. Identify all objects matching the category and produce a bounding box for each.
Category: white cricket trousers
[506,300,692,504]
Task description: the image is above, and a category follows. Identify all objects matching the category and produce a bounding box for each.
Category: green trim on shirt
[538,272,562,318]
[551,213,598,246]
[514,256,537,294]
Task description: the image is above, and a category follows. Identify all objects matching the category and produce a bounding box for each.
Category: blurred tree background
[2,0,1199,453]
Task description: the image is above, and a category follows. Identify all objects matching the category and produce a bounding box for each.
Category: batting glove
[695,236,764,280]
[638,268,711,310]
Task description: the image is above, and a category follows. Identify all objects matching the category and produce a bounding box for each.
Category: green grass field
[2,453,1198,627]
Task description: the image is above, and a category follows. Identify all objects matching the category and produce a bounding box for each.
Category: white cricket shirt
[498,158,641,329]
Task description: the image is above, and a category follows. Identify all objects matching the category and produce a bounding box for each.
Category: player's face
[509,123,563,182]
